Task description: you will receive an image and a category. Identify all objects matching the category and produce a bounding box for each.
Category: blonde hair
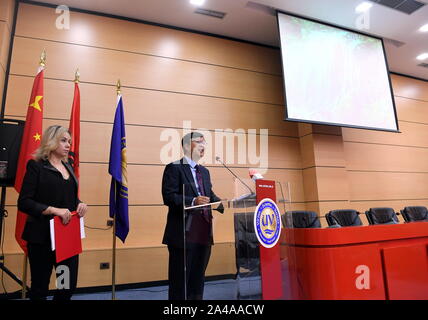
[33,125,71,161]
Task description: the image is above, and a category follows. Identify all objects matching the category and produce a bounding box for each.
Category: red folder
[53,212,82,263]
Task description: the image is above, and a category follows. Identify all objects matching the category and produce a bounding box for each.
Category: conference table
[279,222,428,300]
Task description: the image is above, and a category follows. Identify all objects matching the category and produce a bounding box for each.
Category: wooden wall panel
[345,142,428,172]
[308,201,353,215]
[302,168,319,202]
[394,97,428,124]
[78,123,301,168]
[0,21,11,72]
[0,241,236,293]
[302,167,349,202]
[299,134,316,169]
[0,67,4,104]
[391,74,428,102]
[5,164,305,206]
[10,37,283,105]
[5,76,297,137]
[0,113,300,172]
[349,171,428,201]
[315,167,349,201]
[0,0,15,28]
[312,134,346,167]
[16,4,281,75]
[343,121,428,148]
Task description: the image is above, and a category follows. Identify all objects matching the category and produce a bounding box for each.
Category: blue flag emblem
[109,95,129,243]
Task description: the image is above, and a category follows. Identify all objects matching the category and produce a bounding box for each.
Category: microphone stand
[215,157,254,196]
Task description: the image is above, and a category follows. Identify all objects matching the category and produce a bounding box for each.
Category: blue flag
[109,94,129,243]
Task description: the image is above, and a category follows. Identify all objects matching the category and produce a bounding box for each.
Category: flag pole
[112,213,117,300]
[111,79,121,301]
[21,256,27,299]
[74,68,80,83]
[21,49,46,299]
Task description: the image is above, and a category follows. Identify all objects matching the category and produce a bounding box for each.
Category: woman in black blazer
[18,125,88,300]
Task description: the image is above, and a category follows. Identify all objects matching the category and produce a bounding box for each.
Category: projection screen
[277,11,399,132]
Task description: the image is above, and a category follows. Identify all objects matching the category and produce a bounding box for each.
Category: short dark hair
[181,132,204,149]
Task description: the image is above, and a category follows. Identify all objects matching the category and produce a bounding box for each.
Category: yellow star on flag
[29,96,43,112]
[33,133,41,141]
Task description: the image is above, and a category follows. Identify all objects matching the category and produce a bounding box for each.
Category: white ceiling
[33,0,428,80]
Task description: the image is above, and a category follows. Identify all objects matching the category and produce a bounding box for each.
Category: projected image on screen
[277,12,398,131]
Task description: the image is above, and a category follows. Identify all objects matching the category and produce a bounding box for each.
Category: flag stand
[112,214,117,300]
[0,186,30,296]
[21,254,28,299]
[111,79,120,301]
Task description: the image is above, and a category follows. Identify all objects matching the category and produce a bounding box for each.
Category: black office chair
[365,207,399,225]
[233,211,261,299]
[282,211,321,228]
[400,206,428,223]
[325,209,362,227]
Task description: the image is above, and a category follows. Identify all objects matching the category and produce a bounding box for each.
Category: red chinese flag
[68,81,80,181]
[14,68,44,253]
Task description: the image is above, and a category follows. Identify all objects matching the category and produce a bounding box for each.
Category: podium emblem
[254,198,281,248]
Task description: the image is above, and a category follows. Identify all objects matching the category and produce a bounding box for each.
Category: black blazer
[17,159,80,244]
[161,158,221,248]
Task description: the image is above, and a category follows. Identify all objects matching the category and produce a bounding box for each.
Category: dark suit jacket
[161,158,221,248]
[17,159,80,244]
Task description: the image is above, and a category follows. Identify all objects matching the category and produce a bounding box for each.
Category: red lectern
[231,178,289,300]
[255,179,283,300]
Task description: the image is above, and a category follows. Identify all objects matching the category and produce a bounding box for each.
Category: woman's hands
[43,207,72,225]
[76,202,88,218]
[42,204,88,224]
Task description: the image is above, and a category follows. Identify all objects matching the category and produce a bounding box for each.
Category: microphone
[215,156,254,195]
[249,169,264,181]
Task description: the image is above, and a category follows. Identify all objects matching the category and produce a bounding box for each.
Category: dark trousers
[168,243,211,300]
[27,243,79,300]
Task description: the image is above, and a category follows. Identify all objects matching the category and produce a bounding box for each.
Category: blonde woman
[18,125,87,300]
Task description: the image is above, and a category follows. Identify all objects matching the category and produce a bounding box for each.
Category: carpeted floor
[70,276,261,300]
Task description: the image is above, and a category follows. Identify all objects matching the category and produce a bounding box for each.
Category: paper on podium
[184,201,222,211]
[49,212,85,263]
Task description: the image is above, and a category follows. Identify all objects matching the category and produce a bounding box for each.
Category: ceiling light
[355,2,373,13]
[190,0,205,6]
[416,53,428,61]
[419,24,428,32]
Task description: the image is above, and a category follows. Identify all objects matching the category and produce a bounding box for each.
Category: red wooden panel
[282,243,386,299]
[382,244,428,300]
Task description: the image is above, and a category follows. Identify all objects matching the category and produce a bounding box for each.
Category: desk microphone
[215,156,254,195]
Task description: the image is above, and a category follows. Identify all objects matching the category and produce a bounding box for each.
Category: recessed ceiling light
[190,0,205,6]
[416,53,428,61]
[419,24,428,32]
[355,1,373,13]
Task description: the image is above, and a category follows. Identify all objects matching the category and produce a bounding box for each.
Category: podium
[182,178,291,300]
[280,222,428,300]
